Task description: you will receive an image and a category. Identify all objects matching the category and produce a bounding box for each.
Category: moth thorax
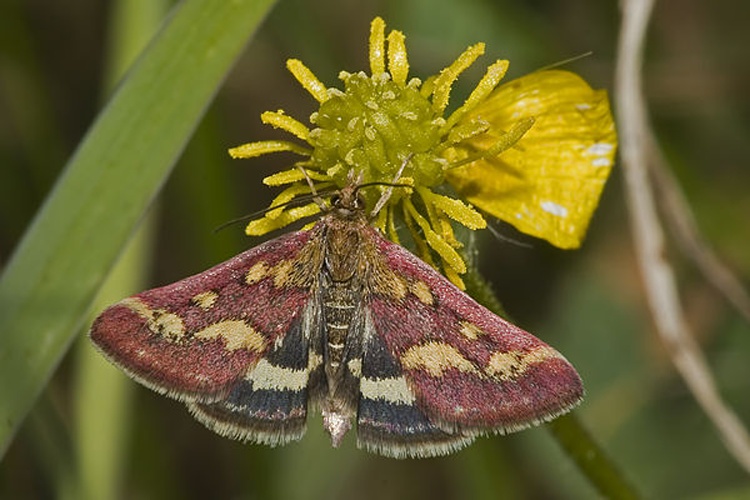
[324,221,365,282]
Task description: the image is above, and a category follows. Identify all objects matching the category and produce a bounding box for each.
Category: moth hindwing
[90,183,584,458]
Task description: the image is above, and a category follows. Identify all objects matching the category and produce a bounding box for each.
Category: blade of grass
[73,2,168,497]
[0,0,277,457]
[73,220,150,500]
[72,2,166,498]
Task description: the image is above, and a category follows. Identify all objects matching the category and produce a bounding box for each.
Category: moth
[90,182,583,458]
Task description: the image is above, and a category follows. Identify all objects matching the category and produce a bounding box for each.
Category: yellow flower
[230,17,616,288]
[443,70,616,249]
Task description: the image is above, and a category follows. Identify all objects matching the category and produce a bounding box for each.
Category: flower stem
[464,265,641,499]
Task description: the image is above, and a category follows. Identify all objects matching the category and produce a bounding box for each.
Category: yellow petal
[228,140,311,159]
[369,17,386,76]
[387,29,409,85]
[287,59,329,103]
[261,110,310,141]
[437,216,460,249]
[443,262,466,290]
[419,189,486,230]
[245,203,320,236]
[263,168,331,186]
[431,43,485,114]
[386,206,401,244]
[445,70,617,249]
[443,59,509,133]
[405,201,466,274]
[265,183,314,219]
[403,203,435,268]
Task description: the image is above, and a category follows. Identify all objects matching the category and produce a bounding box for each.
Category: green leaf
[0,0,277,457]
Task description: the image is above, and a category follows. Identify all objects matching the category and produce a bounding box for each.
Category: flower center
[309,71,446,194]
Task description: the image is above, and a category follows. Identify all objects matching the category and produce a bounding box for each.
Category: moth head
[329,184,366,219]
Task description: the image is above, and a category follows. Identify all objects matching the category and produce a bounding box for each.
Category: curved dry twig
[647,138,750,323]
[615,0,750,474]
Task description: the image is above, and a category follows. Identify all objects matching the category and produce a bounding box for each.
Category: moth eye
[330,195,342,207]
[353,194,365,209]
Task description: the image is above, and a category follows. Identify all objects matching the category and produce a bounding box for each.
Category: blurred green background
[1,0,749,498]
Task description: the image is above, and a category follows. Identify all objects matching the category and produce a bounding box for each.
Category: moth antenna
[534,51,593,72]
[487,222,534,249]
[214,183,336,233]
[370,153,413,218]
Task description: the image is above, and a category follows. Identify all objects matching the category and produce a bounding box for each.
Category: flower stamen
[387,30,409,85]
[369,17,386,76]
[287,59,329,103]
[228,140,311,159]
[261,111,310,141]
[431,43,485,114]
